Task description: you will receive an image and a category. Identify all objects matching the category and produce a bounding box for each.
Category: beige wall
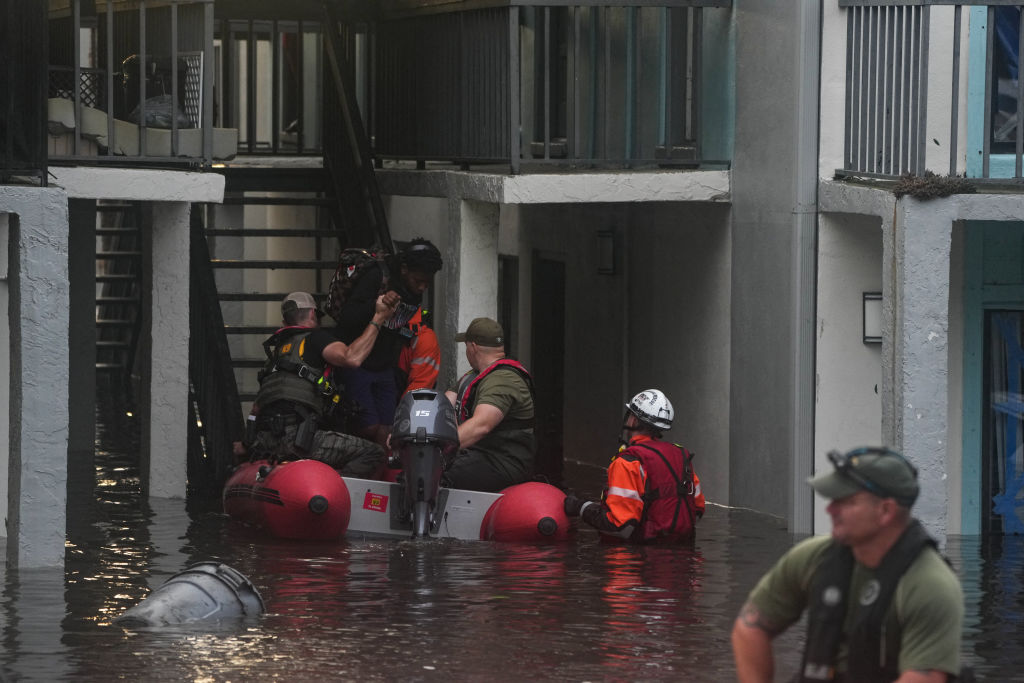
[814,212,884,533]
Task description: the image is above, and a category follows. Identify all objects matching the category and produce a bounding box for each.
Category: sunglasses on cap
[826,446,918,505]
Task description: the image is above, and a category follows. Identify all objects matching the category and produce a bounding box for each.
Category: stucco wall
[814,212,884,533]
[730,0,811,521]
[1,187,71,568]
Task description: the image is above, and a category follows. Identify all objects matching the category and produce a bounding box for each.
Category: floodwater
[2,389,1023,681]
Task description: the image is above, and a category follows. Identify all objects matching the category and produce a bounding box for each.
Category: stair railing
[322,3,394,253]
[187,208,243,495]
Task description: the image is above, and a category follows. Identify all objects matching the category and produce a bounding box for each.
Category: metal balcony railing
[356,1,729,173]
[838,1,1024,182]
[214,13,324,156]
[45,0,220,167]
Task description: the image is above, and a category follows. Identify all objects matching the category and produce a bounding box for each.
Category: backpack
[324,248,390,320]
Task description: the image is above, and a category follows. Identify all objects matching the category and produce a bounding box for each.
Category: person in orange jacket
[396,309,441,395]
[563,389,705,543]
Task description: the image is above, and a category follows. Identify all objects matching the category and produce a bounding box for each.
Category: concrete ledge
[819,179,896,217]
[377,168,731,204]
[49,166,226,203]
[820,178,1024,221]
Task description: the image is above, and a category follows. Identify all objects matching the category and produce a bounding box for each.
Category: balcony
[346,0,731,174]
[44,0,236,168]
[836,1,1024,184]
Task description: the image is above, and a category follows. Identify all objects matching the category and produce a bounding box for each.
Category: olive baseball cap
[282,291,320,316]
[454,317,504,347]
[808,447,920,507]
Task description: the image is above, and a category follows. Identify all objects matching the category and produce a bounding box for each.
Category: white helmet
[625,389,674,431]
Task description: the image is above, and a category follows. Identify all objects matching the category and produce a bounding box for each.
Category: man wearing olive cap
[443,317,536,492]
[731,447,965,683]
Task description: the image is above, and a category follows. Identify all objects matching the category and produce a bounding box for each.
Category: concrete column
[3,187,71,569]
[441,198,499,386]
[67,199,97,502]
[140,202,191,498]
[889,197,954,538]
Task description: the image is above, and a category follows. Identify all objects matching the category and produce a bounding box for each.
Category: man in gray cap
[239,290,398,476]
[731,447,964,683]
[443,317,535,492]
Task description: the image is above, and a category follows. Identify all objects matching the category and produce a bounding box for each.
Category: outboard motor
[391,389,460,537]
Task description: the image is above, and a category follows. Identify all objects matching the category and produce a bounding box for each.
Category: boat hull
[223,460,351,540]
[224,461,571,543]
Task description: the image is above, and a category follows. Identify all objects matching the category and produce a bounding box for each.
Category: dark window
[992,7,1021,155]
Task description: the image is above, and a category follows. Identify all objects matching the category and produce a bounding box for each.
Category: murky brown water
[1,387,1021,681]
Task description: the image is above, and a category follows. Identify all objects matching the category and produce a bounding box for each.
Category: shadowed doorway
[531,251,565,487]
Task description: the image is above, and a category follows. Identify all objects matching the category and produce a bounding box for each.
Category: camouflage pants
[250,422,385,478]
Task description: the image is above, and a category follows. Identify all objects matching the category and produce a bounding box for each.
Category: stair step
[96,319,136,327]
[220,167,330,194]
[96,274,139,282]
[225,326,282,335]
[210,259,337,270]
[96,340,132,348]
[205,228,340,238]
[221,196,333,207]
[96,251,142,258]
[218,292,326,302]
[232,359,267,368]
[96,362,128,370]
[97,296,140,304]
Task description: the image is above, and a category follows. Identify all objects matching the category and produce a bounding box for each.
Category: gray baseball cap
[808,447,920,507]
[281,291,320,316]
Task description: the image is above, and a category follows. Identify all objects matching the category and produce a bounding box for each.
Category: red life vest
[455,358,534,424]
[622,440,698,542]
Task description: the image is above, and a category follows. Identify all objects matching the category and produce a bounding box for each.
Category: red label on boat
[363,491,388,512]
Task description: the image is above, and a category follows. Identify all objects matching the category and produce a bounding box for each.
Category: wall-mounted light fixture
[863,292,882,344]
[597,229,615,275]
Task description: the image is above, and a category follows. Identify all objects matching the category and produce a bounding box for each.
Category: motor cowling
[391,389,460,452]
[391,390,460,536]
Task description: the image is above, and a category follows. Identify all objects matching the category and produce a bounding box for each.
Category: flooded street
[1,387,1022,681]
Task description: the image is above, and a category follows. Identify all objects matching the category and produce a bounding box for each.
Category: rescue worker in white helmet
[563,389,705,543]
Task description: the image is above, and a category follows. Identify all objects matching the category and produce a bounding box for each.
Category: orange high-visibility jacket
[398,325,440,394]
[596,434,705,541]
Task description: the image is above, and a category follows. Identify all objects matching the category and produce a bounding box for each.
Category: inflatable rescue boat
[223,390,570,543]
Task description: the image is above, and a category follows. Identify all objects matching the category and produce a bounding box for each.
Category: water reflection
[0,387,1022,681]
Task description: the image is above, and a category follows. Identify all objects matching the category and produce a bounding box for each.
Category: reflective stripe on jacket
[601,435,705,542]
[399,326,440,394]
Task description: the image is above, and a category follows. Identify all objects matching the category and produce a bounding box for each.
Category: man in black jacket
[240,291,398,476]
[334,238,443,448]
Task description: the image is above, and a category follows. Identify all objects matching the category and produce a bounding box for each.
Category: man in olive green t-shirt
[444,317,535,492]
[731,447,964,683]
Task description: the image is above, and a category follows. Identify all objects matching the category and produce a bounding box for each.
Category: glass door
[983,310,1024,534]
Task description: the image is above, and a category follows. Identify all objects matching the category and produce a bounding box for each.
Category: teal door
[983,311,1024,534]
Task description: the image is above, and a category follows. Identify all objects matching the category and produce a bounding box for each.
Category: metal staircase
[208,167,346,404]
[184,3,394,494]
[95,201,143,376]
